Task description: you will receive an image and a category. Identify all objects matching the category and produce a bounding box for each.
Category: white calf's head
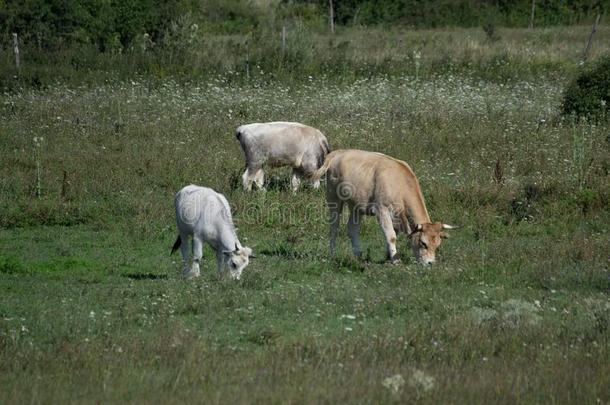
[223,244,253,280]
[408,223,454,265]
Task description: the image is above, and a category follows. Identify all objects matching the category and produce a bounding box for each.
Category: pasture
[1,26,609,403]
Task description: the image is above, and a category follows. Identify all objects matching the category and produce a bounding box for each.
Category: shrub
[561,55,610,121]
[0,256,26,275]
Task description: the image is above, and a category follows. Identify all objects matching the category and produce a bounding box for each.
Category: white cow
[171,185,253,280]
[236,121,330,192]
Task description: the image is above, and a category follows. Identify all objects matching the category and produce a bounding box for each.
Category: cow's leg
[253,168,265,191]
[328,200,343,256]
[179,232,190,275]
[301,160,321,189]
[347,209,363,258]
[291,169,302,193]
[184,236,202,279]
[242,168,254,191]
[377,206,399,263]
[215,250,226,279]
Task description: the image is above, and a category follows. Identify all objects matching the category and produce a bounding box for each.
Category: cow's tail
[316,137,331,169]
[321,137,331,155]
[170,235,181,255]
[311,150,338,183]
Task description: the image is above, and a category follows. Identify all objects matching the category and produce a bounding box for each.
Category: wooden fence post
[329,0,335,34]
[582,14,601,63]
[13,33,20,70]
[529,0,536,29]
[245,38,250,80]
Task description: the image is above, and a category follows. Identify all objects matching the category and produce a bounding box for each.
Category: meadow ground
[1,26,609,403]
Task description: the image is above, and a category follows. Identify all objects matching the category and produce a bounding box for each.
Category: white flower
[409,369,435,392]
[382,374,405,394]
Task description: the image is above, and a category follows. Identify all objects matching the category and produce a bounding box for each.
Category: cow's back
[237,122,326,167]
[326,150,413,208]
[175,185,229,236]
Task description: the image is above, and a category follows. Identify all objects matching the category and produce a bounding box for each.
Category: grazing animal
[313,149,455,265]
[235,121,330,192]
[171,185,253,280]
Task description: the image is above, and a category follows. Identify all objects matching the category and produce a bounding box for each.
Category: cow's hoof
[183,270,200,280]
[389,256,401,265]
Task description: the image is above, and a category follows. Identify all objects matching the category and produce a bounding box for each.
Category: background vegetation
[1,0,609,89]
[0,1,609,404]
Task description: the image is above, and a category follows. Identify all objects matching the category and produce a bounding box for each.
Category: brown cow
[313,149,455,265]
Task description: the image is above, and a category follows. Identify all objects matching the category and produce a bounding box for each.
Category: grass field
[1,26,609,403]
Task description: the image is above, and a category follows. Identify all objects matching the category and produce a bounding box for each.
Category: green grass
[1,26,609,403]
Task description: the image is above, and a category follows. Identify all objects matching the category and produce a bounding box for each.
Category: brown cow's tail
[170,235,181,255]
[311,150,338,183]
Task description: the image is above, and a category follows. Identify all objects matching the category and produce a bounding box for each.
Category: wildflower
[409,369,435,392]
[501,299,541,328]
[469,306,497,326]
[382,374,405,394]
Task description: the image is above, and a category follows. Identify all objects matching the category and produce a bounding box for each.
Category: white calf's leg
[179,233,190,275]
[291,170,302,193]
[311,179,321,189]
[215,250,226,278]
[377,206,399,263]
[347,209,362,258]
[184,236,202,279]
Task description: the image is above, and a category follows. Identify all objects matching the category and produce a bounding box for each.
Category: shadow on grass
[258,241,317,260]
[124,273,168,280]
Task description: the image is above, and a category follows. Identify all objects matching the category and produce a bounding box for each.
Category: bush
[561,55,610,121]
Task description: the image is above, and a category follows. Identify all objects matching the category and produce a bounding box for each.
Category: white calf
[171,185,253,280]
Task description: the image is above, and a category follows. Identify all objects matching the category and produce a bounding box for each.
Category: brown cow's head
[408,223,455,265]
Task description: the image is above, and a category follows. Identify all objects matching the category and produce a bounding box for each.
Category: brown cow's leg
[328,200,343,256]
[377,206,399,263]
[347,209,362,258]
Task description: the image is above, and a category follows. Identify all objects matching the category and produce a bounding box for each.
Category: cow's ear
[242,247,253,257]
[408,224,423,239]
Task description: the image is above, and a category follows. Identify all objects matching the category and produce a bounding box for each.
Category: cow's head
[223,243,253,280]
[408,223,454,265]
